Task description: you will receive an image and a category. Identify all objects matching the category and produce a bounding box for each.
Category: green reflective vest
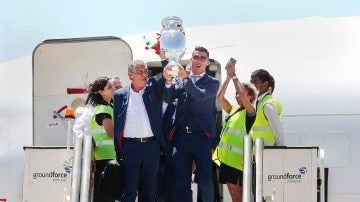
[90,104,116,160]
[252,94,283,146]
[213,106,248,171]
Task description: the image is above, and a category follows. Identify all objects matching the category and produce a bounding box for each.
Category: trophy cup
[160,16,186,78]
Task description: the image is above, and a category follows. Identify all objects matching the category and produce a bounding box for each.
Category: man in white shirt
[113,60,166,202]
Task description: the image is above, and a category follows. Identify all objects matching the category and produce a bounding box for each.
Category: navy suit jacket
[113,75,165,160]
[164,73,220,140]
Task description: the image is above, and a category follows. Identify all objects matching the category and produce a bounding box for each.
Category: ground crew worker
[213,60,257,202]
[250,69,284,146]
[86,77,116,202]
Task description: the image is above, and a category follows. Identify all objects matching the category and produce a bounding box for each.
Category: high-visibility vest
[90,104,116,160]
[252,94,283,146]
[213,106,248,171]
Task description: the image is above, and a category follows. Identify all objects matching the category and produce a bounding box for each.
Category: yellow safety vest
[252,94,283,146]
[213,106,248,171]
[90,104,116,160]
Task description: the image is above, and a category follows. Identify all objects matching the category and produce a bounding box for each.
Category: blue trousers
[122,139,160,202]
[173,133,214,202]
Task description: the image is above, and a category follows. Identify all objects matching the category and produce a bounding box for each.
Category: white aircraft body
[0,16,360,201]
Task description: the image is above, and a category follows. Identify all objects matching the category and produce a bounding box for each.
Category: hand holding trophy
[160,16,186,79]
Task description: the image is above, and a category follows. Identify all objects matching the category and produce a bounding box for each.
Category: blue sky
[1,0,360,62]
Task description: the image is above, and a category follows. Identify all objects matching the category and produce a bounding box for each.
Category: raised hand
[177,66,187,80]
[225,60,236,77]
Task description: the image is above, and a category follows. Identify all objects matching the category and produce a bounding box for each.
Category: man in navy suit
[163,46,220,202]
[113,60,165,202]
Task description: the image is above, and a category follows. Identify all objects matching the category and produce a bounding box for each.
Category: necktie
[256,99,260,111]
[192,75,200,83]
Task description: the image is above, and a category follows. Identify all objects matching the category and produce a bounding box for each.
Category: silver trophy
[160,16,186,77]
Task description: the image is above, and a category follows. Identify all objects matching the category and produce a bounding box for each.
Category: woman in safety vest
[213,60,258,202]
[85,77,116,202]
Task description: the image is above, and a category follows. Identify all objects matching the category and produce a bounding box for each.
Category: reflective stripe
[223,127,247,136]
[95,139,113,147]
[252,126,272,132]
[90,128,106,135]
[218,142,243,155]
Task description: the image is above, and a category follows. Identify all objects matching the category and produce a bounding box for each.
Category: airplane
[1,16,360,202]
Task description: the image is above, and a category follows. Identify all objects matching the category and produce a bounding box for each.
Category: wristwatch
[183,77,189,86]
[232,75,238,80]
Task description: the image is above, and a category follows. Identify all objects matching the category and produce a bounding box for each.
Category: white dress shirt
[123,87,154,138]
[257,92,285,146]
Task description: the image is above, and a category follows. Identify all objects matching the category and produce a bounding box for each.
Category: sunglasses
[192,55,208,61]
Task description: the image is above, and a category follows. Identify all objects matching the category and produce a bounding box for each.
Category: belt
[124,136,155,143]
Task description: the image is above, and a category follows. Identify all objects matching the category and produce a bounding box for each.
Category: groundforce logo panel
[33,171,68,180]
[266,166,307,183]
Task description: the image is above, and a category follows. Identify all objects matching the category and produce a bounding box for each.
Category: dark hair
[251,69,271,82]
[85,77,110,106]
[194,46,209,58]
[268,75,275,93]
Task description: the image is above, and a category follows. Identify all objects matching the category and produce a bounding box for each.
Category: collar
[190,71,205,78]
[257,92,269,102]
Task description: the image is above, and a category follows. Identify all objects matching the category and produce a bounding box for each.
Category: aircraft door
[33,37,133,146]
